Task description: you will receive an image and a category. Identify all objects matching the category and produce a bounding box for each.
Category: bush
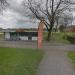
[67,35,75,44]
[59,25,65,32]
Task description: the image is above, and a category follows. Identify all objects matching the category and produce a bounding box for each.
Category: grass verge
[43,32,70,44]
[67,52,75,65]
[0,47,44,75]
[52,32,70,44]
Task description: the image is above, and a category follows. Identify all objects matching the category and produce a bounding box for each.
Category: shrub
[67,35,75,44]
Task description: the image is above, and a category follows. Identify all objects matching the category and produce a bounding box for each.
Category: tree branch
[29,7,41,19]
[46,0,49,15]
[54,0,62,15]
[44,20,50,30]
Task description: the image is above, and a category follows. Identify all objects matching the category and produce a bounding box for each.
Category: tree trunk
[46,0,54,41]
[47,30,52,41]
[46,25,53,41]
[55,21,58,32]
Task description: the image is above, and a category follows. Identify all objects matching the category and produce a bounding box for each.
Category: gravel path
[37,51,75,75]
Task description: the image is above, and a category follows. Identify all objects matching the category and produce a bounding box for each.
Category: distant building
[0,29,38,41]
[65,25,75,32]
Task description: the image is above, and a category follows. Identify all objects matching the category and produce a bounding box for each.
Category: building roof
[0,28,38,32]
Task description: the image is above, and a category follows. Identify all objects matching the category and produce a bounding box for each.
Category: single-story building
[0,29,38,41]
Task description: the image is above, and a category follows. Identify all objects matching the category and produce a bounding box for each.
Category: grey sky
[0,0,39,29]
[0,0,75,29]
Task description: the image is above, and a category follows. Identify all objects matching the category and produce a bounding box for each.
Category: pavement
[37,51,75,75]
[0,40,75,51]
[37,42,75,75]
[0,40,37,48]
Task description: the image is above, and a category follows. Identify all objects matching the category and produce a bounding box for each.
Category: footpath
[37,43,75,75]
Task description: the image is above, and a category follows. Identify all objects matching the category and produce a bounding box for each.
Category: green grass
[0,47,44,75]
[67,52,75,64]
[0,32,4,39]
[0,32,4,35]
[67,32,75,36]
[43,32,70,44]
[52,32,70,44]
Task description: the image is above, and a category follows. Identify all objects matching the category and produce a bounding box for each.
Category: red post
[38,19,44,48]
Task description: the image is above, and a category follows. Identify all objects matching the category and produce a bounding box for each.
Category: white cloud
[0,0,39,29]
[0,9,18,28]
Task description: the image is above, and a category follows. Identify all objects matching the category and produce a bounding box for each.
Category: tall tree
[55,12,73,32]
[23,0,75,41]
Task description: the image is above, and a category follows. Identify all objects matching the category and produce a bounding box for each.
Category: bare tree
[23,0,75,41]
[55,13,60,32]
[55,12,73,32]
[0,0,8,12]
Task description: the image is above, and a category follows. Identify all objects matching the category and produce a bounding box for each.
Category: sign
[38,19,44,48]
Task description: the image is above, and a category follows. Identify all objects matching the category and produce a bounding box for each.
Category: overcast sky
[0,0,39,29]
[0,0,75,29]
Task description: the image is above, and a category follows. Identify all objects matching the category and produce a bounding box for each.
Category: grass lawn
[0,32,4,39]
[52,32,70,44]
[0,47,44,75]
[43,32,70,44]
[67,32,75,36]
[67,52,75,65]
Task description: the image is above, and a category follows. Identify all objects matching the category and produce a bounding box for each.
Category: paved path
[37,51,75,75]
[0,41,75,51]
[0,40,37,48]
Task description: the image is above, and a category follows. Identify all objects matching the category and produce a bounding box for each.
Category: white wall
[32,37,37,40]
[20,36,37,40]
[20,36,28,40]
[4,33,38,41]
[5,32,10,40]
